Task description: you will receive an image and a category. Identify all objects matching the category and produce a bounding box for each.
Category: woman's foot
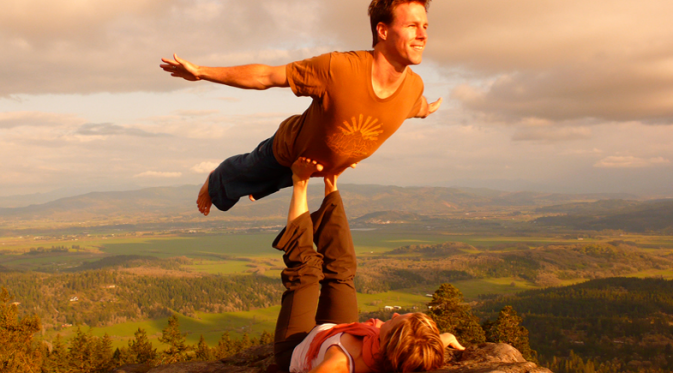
[287,158,323,225]
[291,157,323,184]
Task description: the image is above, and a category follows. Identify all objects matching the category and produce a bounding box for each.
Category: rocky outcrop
[112,343,552,373]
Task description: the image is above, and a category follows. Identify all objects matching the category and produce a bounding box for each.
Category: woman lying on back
[272,157,464,373]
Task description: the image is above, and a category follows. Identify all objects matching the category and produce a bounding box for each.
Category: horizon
[2,0,673,198]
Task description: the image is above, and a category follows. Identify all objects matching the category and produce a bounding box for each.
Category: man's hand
[160,54,201,81]
[415,96,443,118]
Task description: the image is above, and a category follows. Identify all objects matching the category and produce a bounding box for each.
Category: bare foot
[291,157,323,183]
[197,173,213,216]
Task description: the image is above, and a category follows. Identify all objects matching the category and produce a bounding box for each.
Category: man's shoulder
[405,67,425,90]
[329,50,372,62]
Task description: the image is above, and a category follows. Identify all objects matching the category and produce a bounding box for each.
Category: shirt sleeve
[406,72,425,118]
[286,53,332,99]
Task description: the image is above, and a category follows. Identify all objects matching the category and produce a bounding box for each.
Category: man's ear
[376,22,388,43]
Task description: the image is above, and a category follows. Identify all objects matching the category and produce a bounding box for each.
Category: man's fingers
[161,57,180,66]
[428,97,443,114]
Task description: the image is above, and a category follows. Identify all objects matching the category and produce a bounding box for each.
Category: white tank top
[289,324,355,373]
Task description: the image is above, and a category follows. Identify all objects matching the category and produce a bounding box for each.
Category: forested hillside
[0,270,282,328]
[477,277,673,371]
[535,199,673,232]
[355,241,672,293]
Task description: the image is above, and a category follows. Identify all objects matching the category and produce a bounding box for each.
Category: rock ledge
[112,343,552,373]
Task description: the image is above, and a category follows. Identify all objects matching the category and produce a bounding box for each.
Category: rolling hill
[0,184,635,225]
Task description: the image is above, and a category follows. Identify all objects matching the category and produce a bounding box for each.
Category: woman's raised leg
[311,172,359,325]
[272,158,325,370]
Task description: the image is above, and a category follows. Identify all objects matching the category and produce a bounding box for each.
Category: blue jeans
[208,135,293,211]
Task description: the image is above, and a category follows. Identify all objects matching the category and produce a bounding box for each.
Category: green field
[4,231,673,273]
[38,286,467,350]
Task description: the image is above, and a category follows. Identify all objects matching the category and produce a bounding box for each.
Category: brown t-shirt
[272,51,424,174]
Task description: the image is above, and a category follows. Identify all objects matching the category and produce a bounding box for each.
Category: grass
[41,306,282,350]
[625,269,673,279]
[38,276,554,351]
[450,277,539,300]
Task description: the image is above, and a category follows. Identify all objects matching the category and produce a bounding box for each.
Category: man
[160,0,441,216]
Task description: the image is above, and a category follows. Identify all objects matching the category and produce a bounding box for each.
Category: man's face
[382,2,428,67]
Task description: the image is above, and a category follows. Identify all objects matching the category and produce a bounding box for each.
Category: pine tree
[215,331,234,359]
[63,327,114,373]
[111,347,129,368]
[259,330,274,345]
[94,333,114,372]
[127,327,157,365]
[42,334,69,373]
[484,305,536,361]
[239,333,252,351]
[159,314,191,364]
[0,287,43,373]
[194,335,214,361]
[484,306,536,361]
[426,283,486,345]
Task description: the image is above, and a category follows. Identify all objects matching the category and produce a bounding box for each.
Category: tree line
[476,277,673,372]
[0,270,283,329]
[1,287,274,373]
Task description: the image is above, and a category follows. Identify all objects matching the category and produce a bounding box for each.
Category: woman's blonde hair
[379,313,444,372]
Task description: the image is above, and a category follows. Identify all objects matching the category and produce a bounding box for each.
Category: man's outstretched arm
[415,96,443,118]
[160,54,289,90]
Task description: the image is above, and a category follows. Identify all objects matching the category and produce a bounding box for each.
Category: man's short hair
[368,0,431,48]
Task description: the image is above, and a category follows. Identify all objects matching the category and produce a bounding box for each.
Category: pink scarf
[306,319,381,371]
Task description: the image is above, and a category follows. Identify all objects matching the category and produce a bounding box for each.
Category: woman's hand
[441,333,465,350]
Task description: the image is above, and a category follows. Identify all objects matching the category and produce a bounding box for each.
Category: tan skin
[285,160,464,373]
[162,1,441,216]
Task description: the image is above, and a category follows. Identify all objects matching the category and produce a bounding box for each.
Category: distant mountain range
[535,198,673,232]
[0,184,637,224]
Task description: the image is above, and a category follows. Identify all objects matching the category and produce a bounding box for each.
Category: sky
[2,0,673,198]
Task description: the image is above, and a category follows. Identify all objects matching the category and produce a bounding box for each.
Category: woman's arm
[308,346,351,373]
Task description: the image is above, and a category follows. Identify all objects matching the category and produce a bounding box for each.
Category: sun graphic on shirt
[326,114,385,158]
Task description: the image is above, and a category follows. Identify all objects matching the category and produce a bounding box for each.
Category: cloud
[75,123,169,137]
[134,171,182,178]
[428,0,673,123]
[0,0,330,96]
[191,161,219,174]
[512,126,592,142]
[0,111,83,129]
[172,110,219,117]
[594,156,671,169]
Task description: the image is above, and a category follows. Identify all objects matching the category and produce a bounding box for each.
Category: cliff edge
[112,342,552,373]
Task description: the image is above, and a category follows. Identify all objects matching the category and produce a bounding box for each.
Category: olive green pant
[273,191,358,371]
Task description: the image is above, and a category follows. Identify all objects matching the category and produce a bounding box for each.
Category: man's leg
[199,135,293,214]
[311,173,359,325]
[273,158,324,370]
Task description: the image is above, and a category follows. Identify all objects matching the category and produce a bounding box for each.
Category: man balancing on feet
[160,0,441,215]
